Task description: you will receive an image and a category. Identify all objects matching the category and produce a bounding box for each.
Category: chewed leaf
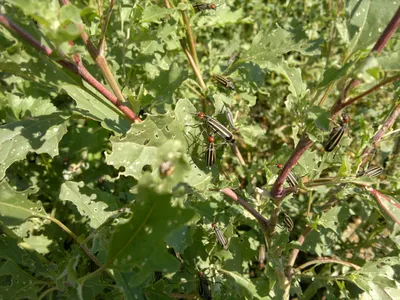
[0,181,46,226]
[60,181,119,229]
[106,100,213,190]
[0,113,68,180]
[105,112,185,180]
[345,0,400,56]
[243,26,320,68]
[0,260,41,298]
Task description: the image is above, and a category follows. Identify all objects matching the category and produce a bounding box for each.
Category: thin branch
[298,274,351,281]
[221,188,270,232]
[372,6,400,54]
[181,40,207,90]
[366,187,400,225]
[38,287,58,300]
[230,143,246,166]
[60,0,141,123]
[332,74,400,115]
[180,0,199,68]
[184,81,205,99]
[99,0,115,55]
[271,135,313,200]
[46,216,106,270]
[281,225,313,299]
[0,14,140,123]
[296,257,361,272]
[332,6,400,113]
[360,103,400,166]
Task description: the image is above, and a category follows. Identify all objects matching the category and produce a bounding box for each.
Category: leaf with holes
[0,181,46,226]
[0,259,42,298]
[0,113,68,180]
[59,181,119,229]
[106,100,213,190]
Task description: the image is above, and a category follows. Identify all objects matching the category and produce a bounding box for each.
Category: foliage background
[0,0,399,299]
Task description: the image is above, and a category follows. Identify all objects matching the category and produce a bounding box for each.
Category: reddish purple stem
[0,14,140,123]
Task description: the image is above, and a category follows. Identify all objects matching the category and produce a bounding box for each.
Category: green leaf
[243,26,320,68]
[240,125,265,147]
[307,106,330,131]
[0,181,46,226]
[106,99,213,190]
[219,269,268,299]
[62,84,131,134]
[106,177,195,285]
[3,94,58,121]
[0,113,68,180]
[345,0,400,56]
[270,62,308,100]
[195,7,250,28]
[317,62,354,88]
[23,234,52,254]
[59,181,118,229]
[377,51,400,71]
[165,224,195,253]
[0,236,28,263]
[318,206,342,234]
[105,112,184,180]
[141,5,174,23]
[0,260,42,298]
[142,63,188,107]
[6,0,83,45]
[351,257,400,296]
[0,231,50,275]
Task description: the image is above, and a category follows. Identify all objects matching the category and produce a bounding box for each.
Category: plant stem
[332,74,400,115]
[38,287,58,300]
[298,274,351,281]
[360,103,400,166]
[282,225,313,299]
[332,6,400,114]
[60,0,141,123]
[296,257,360,272]
[0,14,140,123]
[366,187,400,225]
[271,135,313,200]
[98,0,115,55]
[230,143,246,165]
[220,188,270,232]
[180,0,199,68]
[181,40,207,90]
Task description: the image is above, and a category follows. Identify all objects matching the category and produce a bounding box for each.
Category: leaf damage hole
[165,125,170,132]
[143,139,150,145]
[142,165,153,173]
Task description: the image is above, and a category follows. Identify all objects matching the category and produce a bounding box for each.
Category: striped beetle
[276,163,298,188]
[357,166,383,178]
[324,113,350,152]
[212,74,235,90]
[196,112,235,143]
[198,271,212,300]
[212,222,229,250]
[206,135,216,167]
